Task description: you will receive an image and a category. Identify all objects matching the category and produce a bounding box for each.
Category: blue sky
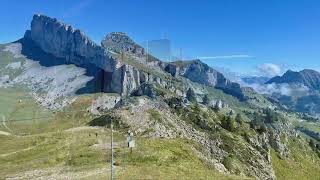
[1,0,320,76]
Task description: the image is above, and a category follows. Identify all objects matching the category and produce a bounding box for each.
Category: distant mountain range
[241,76,270,85]
[260,69,320,117]
[267,69,320,91]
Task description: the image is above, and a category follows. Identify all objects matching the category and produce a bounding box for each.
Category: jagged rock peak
[31,14,94,44]
[101,32,145,56]
[33,14,73,30]
[25,14,116,72]
[104,32,134,44]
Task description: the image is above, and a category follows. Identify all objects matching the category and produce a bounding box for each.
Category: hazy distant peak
[267,69,320,91]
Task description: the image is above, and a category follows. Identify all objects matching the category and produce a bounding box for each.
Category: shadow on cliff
[17,37,112,95]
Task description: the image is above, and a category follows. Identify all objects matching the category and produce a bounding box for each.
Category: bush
[221,115,236,132]
[212,103,220,112]
[88,114,125,129]
[235,113,243,125]
[202,94,210,105]
[222,155,234,171]
[148,109,162,123]
[250,119,267,134]
[186,88,197,102]
[309,139,316,150]
[264,108,279,123]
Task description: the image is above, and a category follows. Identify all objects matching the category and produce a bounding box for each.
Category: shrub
[235,113,243,125]
[186,88,197,102]
[202,94,210,105]
[221,115,236,132]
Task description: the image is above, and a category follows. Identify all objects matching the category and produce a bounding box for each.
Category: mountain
[265,69,320,117]
[1,14,320,180]
[20,14,246,101]
[164,60,247,100]
[267,69,320,91]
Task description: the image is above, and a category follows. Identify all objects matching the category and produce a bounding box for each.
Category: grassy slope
[0,93,246,179]
[0,130,246,179]
[0,87,54,134]
[271,138,320,180]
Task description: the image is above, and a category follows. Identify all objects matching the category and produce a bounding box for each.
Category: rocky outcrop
[101,32,145,57]
[164,60,247,100]
[25,14,116,72]
[131,83,157,98]
[103,64,167,96]
[208,99,228,109]
[88,94,121,115]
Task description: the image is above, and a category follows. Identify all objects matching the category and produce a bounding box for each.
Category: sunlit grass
[271,138,320,180]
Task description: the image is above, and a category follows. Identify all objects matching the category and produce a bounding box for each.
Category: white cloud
[245,83,309,96]
[197,54,253,60]
[257,63,282,77]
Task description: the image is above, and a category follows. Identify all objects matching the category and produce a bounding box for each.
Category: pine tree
[186,88,197,102]
[309,139,316,150]
[235,113,243,125]
[221,115,236,132]
[212,102,220,112]
[226,115,236,132]
[202,94,210,105]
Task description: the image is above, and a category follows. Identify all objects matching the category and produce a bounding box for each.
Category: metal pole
[111,118,115,180]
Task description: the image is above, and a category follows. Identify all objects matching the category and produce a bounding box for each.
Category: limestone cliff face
[27,14,116,72]
[22,14,169,97]
[103,64,166,96]
[164,60,246,100]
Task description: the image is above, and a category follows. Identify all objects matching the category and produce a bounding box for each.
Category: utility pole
[111,118,115,180]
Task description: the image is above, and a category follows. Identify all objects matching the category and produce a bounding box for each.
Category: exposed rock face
[104,64,167,96]
[88,94,121,115]
[101,32,145,57]
[26,14,116,72]
[21,14,170,97]
[267,69,320,91]
[131,83,157,98]
[164,60,246,100]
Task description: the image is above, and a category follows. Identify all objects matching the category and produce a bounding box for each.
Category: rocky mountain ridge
[163,60,247,100]
[267,69,320,91]
[21,14,246,100]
